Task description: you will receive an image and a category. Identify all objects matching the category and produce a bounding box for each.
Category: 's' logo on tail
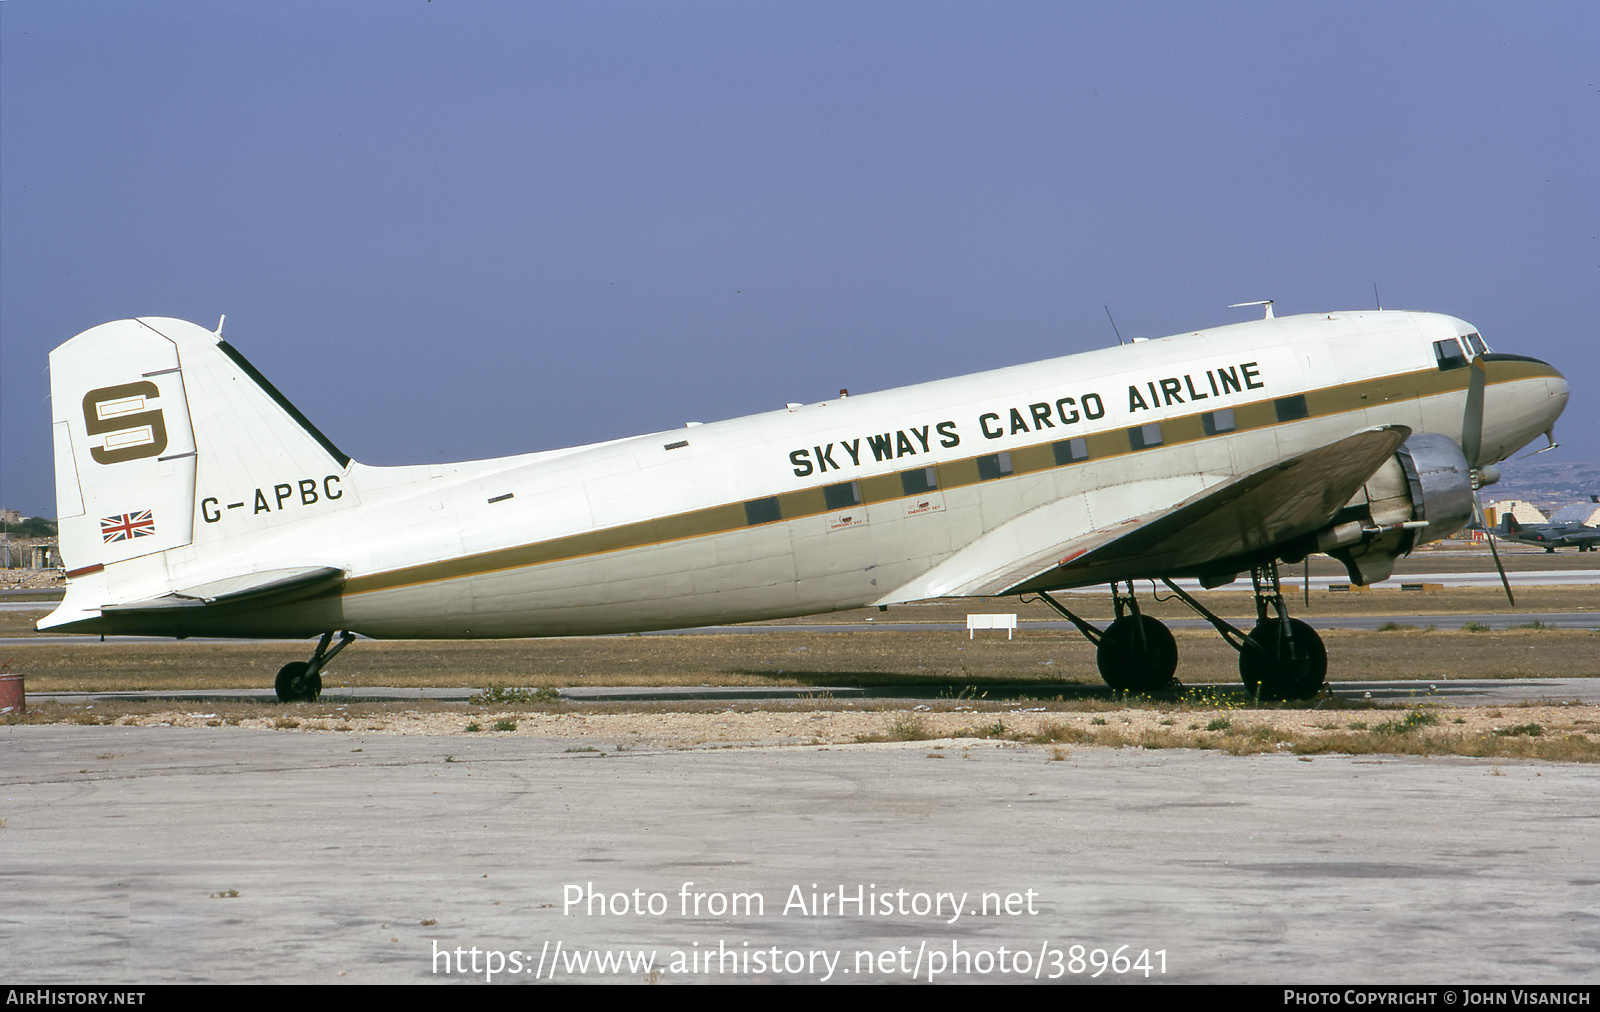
[83,382,168,464]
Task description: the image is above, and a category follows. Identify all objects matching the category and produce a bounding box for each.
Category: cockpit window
[1433,338,1468,371]
[1464,331,1488,357]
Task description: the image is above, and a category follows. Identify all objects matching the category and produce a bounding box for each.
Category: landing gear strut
[1239,617,1326,701]
[1033,582,1179,693]
[1240,564,1326,700]
[1097,583,1178,691]
[274,631,355,703]
[1160,562,1326,701]
[1033,562,1324,699]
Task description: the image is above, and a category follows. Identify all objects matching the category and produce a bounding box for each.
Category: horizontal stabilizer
[101,566,345,612]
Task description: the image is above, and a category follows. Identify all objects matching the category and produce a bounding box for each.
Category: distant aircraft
[40,310,1567,701]
[1497,514,1600,552]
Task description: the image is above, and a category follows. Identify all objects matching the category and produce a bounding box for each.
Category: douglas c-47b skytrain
[40,307,1567,702]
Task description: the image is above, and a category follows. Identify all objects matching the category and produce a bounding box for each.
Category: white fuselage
[44,310,1568,638]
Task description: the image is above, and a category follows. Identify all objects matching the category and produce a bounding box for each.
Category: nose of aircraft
[1538,359,1569,434]
[1476,352,1567,463]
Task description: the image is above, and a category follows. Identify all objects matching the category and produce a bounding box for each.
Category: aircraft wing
[877,425,1410,603]
[100,566,346,613]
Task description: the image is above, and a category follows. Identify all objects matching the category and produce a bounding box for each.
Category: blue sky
[3,2,1596,517]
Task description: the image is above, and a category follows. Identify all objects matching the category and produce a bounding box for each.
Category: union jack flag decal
[101,510,156,543]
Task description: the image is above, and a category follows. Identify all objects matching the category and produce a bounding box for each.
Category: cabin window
[901,466,939,495]
[1274,395,1310,422]
[1464,332,1487,356]
[1201,408,1236,435]
[823,480,861,510]
[976,451,1014,481]
[1052,437,1089,464]
[1433,338,1468,371]
[1127,423,1163,450]
[744,497,782,526]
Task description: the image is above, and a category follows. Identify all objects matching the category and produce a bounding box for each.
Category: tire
[274,661,322,703]
[1095,615,1179,692]
[1239,618,1327,701]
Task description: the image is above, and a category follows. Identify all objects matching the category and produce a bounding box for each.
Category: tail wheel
[1096,615,1178,692]
[274,661,322,703]
[1239,619,1326,701]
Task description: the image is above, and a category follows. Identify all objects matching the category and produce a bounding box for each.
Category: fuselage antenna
[1228,299,1275,320]
[1104,305,1125,345]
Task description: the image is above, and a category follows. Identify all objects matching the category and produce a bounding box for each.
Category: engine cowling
[1313,433,1475,585]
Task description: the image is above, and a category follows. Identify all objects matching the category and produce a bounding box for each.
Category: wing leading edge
[878,425,1411,603]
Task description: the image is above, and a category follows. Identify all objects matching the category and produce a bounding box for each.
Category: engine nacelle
[1314,433,1475,585]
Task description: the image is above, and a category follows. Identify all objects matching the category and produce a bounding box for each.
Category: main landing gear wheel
[274,661,322,703]
[1239,618,1326,701]
[1096,614,1178,692]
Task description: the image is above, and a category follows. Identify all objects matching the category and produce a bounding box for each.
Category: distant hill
[1482,460,1600,513]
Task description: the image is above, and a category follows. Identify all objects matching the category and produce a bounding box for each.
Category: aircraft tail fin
[47,317,357,596]
[1500,515,1520,534]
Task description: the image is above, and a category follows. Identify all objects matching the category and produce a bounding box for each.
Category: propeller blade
[1462,356,1509,602]
[1474,489,1515,607]
[1486,525,1515,607]
[1462,355,1486,467]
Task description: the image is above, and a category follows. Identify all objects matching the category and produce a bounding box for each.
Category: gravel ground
[97,701,1600,755]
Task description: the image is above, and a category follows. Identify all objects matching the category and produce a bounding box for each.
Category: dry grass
[1006,708,1600,762]
[9,694,1599,762]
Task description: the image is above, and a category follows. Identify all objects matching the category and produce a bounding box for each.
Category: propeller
[1462,355,1515,606]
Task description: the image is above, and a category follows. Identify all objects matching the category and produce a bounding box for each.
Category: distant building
[0,535,62,575]
[1549,496,1600,527]
[1483,500,1547,527]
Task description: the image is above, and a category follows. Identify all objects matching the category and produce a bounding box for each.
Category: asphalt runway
[2,723,1595,985]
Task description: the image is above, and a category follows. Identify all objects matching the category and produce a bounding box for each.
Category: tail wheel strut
[275,631,355,704]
